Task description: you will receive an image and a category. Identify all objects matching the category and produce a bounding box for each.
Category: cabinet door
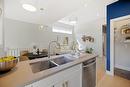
[45,81,63,87]
[65,70,82,87]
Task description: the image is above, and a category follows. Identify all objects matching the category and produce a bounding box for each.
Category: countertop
[0,53,97,87]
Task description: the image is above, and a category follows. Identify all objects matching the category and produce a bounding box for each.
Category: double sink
[30,56,74,73]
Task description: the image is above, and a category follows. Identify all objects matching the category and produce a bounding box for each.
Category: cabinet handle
[62,83,65,87]
[65,81,68,87]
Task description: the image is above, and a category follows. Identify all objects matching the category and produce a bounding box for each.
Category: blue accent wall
[107,1,130,71]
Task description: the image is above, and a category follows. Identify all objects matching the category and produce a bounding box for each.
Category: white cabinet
[65,70,82,87]
[25,64,82,87]
[53,82,63,87]
[25,82,39,87]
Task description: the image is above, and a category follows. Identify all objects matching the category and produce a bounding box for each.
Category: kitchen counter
[0,53,97,87]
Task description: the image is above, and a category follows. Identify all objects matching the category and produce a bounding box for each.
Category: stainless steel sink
[30,56,74,73]
[30,60,58,73]
[51,56,73,65]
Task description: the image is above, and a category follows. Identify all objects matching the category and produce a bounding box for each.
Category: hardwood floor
[96,57,130,87]
[96,57,106,84]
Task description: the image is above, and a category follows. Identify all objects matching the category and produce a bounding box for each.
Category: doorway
[113,18,130,80]
[110,15,130,76]
[102,25,107,57]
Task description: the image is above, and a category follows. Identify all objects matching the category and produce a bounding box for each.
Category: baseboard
[106,70,114,76]
[115,65,130,71]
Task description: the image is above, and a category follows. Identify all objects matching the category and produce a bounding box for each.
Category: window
[53,26,72,34]
[52,22,73,34]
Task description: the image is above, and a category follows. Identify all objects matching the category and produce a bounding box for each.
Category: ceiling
[4,0,84,25]
[59,0,118,25]
[4,0,118,25]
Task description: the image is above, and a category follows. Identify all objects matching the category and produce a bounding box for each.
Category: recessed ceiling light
[22,4,36,12]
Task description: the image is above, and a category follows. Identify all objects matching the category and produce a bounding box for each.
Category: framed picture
[82,35,94,43]
[57,36,69,46]
[121,29,130,34]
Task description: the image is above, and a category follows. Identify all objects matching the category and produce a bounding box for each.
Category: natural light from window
[52,26,72,34]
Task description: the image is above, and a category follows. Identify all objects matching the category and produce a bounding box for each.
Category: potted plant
[85,47,93,54]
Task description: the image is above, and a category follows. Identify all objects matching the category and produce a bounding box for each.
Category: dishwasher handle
[83,61,96,68]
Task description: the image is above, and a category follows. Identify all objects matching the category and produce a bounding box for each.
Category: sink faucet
[48,41,60,58]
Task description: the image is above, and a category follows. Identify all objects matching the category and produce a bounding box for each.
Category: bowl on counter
[0,57,18,72]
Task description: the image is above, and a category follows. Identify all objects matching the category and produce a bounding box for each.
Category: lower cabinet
[25,64,82,87]
[65,71,82,87]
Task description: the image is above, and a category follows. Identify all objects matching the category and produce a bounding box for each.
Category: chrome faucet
[48,41,60,58]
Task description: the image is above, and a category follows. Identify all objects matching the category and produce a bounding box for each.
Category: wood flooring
[96,57,130,87]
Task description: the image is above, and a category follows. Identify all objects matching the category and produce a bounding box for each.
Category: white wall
[0,0,5,57]
[4,18,73,50]
[0,0,3,45]
[114,19,130,71]
[75,18,105,57]
[4,18,39,49]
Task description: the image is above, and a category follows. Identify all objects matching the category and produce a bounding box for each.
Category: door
[102,25,107,57]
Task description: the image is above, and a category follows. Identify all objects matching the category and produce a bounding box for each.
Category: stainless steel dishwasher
[82,58,96,87]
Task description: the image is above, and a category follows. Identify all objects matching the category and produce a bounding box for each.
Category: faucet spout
[48,41,60,58]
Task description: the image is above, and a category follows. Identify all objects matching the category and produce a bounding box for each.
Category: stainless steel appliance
[82,58,96,87]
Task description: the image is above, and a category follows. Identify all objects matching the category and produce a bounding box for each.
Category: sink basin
[51,56,73,65]
[30,56,74,73]
[30,60,58,73]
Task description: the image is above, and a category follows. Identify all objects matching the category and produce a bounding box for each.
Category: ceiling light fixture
[22,4,37,12]
[39,25,49,30]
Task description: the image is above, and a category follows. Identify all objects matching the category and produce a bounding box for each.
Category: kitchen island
[0,53,97,87]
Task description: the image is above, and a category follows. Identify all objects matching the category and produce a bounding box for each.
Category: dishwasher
[82,58,96,87]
